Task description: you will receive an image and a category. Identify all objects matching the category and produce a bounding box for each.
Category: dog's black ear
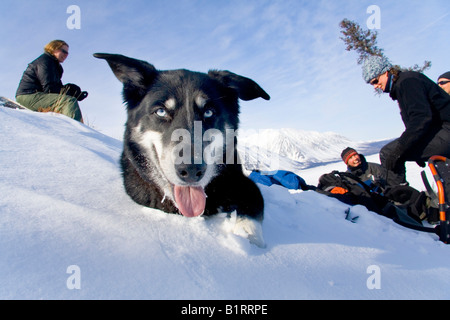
[208,70,270,101]
[93,53,158,107]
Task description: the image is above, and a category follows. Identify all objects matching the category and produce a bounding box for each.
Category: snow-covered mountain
[1,106,449,301]
[238,128,390,172]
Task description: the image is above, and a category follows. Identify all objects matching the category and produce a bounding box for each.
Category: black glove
[384,150,402,171]
[77,91,88,101]
[63,83,88,101]
[416,160,426,168]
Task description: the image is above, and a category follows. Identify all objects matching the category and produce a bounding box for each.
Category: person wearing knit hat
[341,147,358,165]
[340,147,439,224]
[438,71,450,95]
[341,147,386,186]
[362,55,392,85]
[361,56,450,186]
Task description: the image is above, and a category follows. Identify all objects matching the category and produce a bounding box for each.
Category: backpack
[249,170,316,191]
[316,171,389,215]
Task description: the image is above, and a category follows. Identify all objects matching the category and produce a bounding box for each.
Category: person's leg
[379,139,407,185]
[384,185,427,221]
[16,93,83,122]
[16,93,41,111]
[418,124,450,160]
[50,94,83,122]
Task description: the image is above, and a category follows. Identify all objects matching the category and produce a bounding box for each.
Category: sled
[0,96,28,110]
[424,156,450,244]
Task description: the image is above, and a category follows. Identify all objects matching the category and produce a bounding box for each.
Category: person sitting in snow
[341,147,438,224]
[15,40,87,123]
[362,55,450,186]
[341,147,386,190]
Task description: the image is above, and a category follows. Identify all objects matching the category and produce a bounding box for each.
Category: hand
[64,83,82,97]
[78,91,88,101]
[64,83,87,101]
[416,160,426,168]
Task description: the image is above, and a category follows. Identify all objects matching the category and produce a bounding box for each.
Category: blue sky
[0,0,449,141]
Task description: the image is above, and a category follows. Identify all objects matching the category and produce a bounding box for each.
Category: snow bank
[1,107,449,300]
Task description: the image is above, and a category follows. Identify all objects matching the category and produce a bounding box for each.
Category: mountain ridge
[238,127,391,172]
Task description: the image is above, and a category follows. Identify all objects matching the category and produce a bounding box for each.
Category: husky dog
[94,53,270,247]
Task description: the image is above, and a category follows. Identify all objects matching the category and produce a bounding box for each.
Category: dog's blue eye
[204,109,214,118]
[155,108,167,118]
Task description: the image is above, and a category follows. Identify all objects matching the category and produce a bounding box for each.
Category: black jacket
[389,71,450,154]
[347,155,387,188]
[16,52,64,96]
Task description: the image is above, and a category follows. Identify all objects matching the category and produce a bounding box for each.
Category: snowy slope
[1,107,450,300]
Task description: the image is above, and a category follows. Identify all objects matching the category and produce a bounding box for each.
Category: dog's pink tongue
[174,186,206,217]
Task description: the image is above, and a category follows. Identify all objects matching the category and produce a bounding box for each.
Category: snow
[1,106,449,300]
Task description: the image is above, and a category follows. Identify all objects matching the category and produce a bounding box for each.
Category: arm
[34,55,64,94]
[396,77,433,154]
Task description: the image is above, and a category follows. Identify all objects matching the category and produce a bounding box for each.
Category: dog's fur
[94,53,270,247]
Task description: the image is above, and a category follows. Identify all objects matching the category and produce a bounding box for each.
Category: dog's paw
[233,216,266,248]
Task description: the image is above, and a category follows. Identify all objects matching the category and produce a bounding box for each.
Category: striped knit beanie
[341,147,358,164]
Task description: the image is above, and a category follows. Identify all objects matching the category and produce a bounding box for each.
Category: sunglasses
[370,78,379,85]
[60,49,69,55]
[438,80,450,86]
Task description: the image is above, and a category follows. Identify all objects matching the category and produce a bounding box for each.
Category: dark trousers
[384,185,428,222]
[380,124,450,185]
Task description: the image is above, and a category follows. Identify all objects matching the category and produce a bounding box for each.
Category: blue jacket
[249,170,314,191]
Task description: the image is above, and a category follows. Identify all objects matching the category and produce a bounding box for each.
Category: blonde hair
[44,40,69,55]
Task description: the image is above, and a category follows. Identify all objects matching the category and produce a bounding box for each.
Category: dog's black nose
[176,164,206,183]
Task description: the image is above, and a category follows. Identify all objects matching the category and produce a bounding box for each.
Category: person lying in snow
[333,147,439,224]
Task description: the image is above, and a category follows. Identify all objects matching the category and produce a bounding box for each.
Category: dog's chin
[173,185,206,217]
